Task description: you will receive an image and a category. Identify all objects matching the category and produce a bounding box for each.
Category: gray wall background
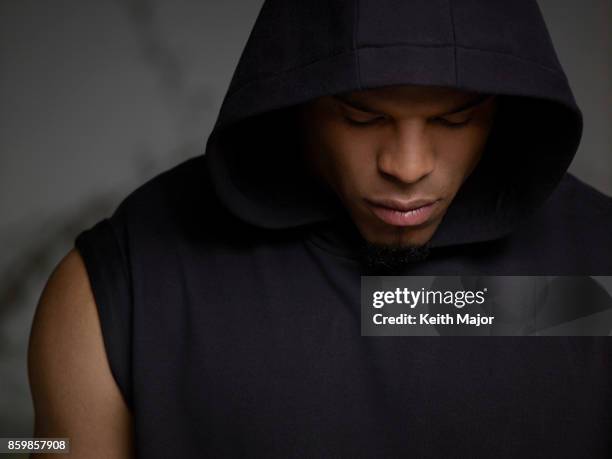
[0,0,610,438]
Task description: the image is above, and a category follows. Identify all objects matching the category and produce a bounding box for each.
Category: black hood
[203,0,583,249]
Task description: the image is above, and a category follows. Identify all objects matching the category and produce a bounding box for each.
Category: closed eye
[431,116,473,128]
[343,115,386,126]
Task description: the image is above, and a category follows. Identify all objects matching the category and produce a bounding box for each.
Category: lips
[368,197,438,212]
[365,197,439,227]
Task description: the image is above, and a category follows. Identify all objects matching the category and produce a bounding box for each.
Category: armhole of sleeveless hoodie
[74,214,133,411]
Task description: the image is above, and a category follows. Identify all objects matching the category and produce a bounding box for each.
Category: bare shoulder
[28,248,134,458]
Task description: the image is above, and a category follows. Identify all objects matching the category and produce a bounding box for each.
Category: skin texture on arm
[28,249,134,458]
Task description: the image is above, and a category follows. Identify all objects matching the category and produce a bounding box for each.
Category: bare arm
[28,249,134,458]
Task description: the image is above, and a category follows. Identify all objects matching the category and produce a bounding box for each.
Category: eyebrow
[333,93,492,116]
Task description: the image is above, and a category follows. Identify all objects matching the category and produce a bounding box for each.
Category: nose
[376,120,435,184]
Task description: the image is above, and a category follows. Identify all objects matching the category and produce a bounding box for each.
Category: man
[29,1,612,458]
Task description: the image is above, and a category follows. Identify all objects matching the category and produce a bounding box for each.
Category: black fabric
[74,1,612,457]
[74,218,133,407]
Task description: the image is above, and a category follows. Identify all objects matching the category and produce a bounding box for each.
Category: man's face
[297,85,498,248]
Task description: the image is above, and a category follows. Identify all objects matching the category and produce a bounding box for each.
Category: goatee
[358,240,431,275]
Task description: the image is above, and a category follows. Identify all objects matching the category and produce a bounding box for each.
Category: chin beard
[358,240,431,274]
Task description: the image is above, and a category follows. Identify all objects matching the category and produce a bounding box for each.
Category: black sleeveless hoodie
[75,1,612,457]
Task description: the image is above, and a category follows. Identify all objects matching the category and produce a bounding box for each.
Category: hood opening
[204,90,582,247]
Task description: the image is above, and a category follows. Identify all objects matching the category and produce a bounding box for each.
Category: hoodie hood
[203,0,583,249]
